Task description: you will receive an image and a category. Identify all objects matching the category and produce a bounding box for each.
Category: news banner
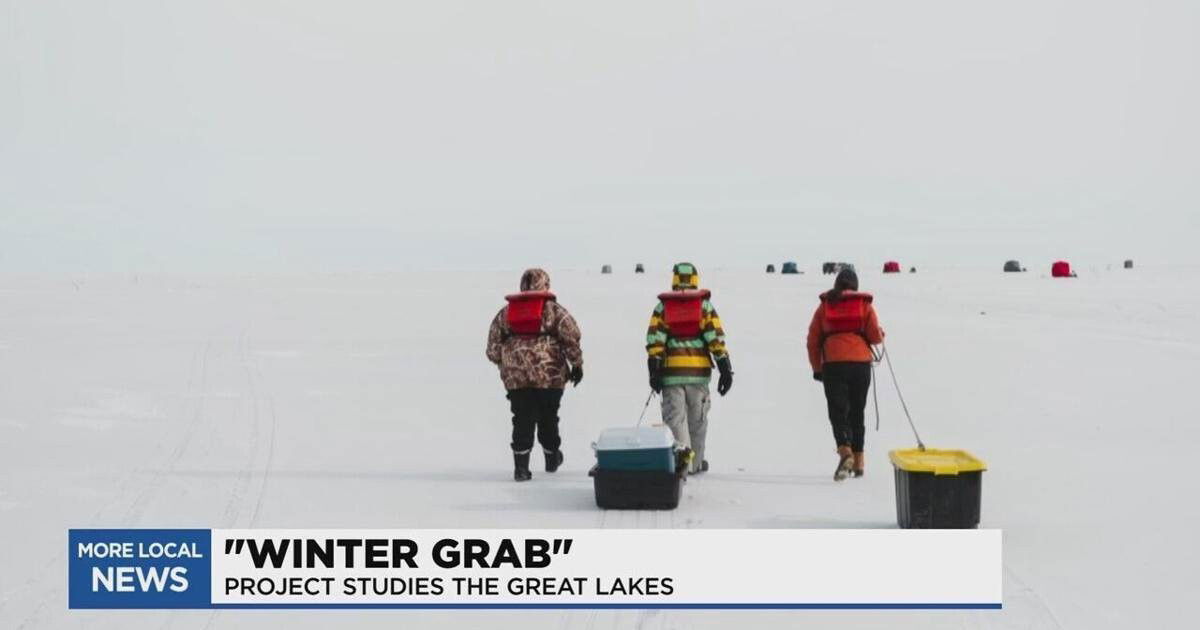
[69,529,1001,609]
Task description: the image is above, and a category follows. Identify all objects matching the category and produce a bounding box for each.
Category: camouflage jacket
[486,270,583,390]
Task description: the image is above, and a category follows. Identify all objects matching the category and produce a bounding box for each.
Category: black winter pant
[822,362,871,452]
[507,388,564,454]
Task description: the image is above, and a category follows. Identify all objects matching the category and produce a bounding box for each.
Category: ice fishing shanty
[1051,260,1075,278]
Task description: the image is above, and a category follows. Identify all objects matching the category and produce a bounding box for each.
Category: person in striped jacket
[645,262,733,474]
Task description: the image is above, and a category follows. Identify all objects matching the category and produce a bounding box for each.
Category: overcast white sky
[2,0,1197,272]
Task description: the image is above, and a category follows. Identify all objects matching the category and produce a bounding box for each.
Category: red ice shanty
[882,261,901,273]
[1051,260,1074,278]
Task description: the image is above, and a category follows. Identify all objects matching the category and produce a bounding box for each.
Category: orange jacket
[806,294,884,372]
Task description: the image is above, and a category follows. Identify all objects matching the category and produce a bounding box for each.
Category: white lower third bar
[210,529,1002,609]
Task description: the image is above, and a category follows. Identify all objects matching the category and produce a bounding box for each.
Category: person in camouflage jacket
[486,268,583,481]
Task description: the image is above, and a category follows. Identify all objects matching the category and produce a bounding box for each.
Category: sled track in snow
[558,480,696,630]
[218,329,255,528]
[203,330,279,630]
[245,332,278,529]
[123,340,213,527]
[990,566,1064,630]
[220,329,278,530]
[12,341,215,629]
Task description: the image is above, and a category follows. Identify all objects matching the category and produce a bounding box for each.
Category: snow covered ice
[2,265,1197,628]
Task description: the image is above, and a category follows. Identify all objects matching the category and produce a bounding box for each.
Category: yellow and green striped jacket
[646,299,728,386]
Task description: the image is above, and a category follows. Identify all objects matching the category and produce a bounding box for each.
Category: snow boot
[834,446,854,481]
[513,452,532,482]
[544,449,563,473]
[674,448,695,477]
[852,451,865,478]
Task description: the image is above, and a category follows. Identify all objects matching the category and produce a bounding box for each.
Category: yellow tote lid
[889,448,987,475]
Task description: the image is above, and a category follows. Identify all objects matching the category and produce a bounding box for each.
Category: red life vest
[822,291,873,335]
[504,291,556,335]
[658,289,711,338]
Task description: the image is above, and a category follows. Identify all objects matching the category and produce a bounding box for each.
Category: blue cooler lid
[593,426,675,452]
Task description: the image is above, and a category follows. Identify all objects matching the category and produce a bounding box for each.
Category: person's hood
[671,262,700,290]
[519,268,551,292]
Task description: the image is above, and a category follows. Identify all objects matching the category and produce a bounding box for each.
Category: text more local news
[77,540,202,594]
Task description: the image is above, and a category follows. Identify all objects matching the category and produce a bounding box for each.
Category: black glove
[716,356,733,396]
[813,372,823,382]
[647,357,663,393]
[569,365,583,387]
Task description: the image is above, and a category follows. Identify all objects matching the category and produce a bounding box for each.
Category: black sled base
[590,467,682,510]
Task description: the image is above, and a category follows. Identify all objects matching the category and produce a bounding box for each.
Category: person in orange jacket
[806,268,884,480]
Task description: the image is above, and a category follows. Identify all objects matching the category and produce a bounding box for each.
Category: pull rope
[871,362,881,431]
[870,344,882,432]
[635,390,657,427]
[881,342,926,451]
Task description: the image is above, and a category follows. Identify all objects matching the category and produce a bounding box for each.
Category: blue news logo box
[68,529,211,609]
